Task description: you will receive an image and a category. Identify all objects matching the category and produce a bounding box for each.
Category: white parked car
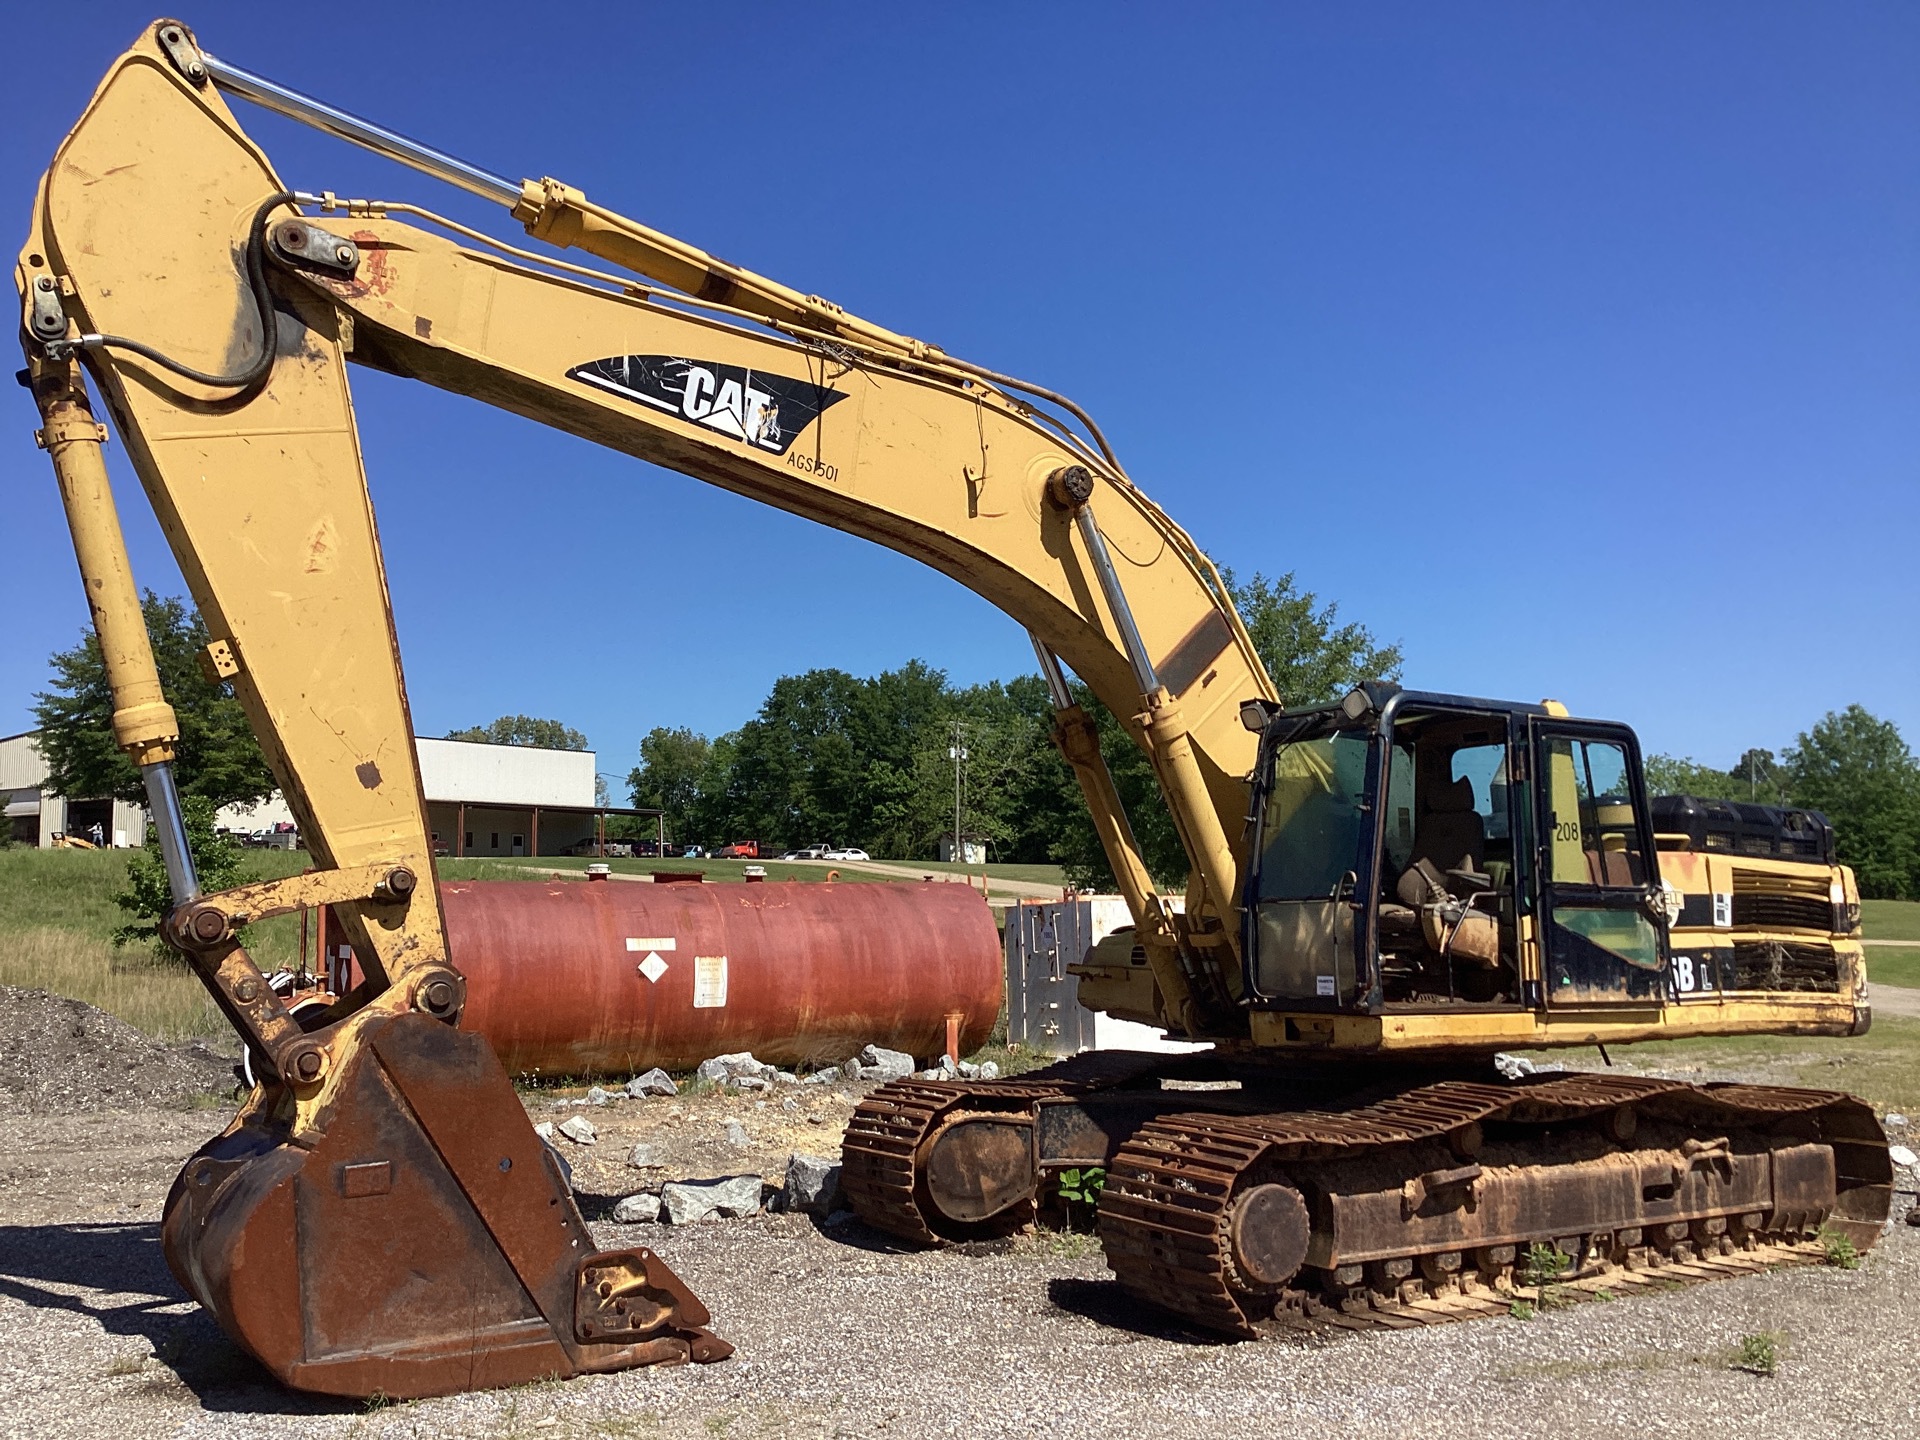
[823,847,869,861]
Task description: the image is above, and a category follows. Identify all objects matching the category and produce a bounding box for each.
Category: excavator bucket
[162,1014,729,1399]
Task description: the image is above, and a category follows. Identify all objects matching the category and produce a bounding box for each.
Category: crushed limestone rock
[0,985,233,1116]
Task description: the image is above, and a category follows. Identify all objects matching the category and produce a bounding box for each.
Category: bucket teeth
[574,1247,731,1363]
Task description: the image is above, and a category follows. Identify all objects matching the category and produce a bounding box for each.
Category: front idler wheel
[1226,1182,1313,1294]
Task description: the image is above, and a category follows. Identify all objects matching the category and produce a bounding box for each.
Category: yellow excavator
[20,19,1889,1397]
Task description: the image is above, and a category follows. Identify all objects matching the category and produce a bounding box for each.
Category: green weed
[1521,1242,1568,1288]
[1056,1166,1106,1231]
[1734,1331,1785,1376]
[1820,1228,1862,1270]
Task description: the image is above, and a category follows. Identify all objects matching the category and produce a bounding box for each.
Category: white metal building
[4,728,650,858]
[220,737,631,857]
[416,737,604,858]
[0,730,148,848]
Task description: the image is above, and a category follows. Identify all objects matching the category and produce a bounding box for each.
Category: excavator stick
[18,21,727,1398]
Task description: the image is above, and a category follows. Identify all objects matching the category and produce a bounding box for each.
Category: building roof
[6,728,607,813]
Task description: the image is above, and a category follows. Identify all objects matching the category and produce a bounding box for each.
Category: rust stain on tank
[439,879,1001,1074]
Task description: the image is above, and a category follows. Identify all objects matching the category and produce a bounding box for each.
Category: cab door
[1246,729,1374,1009]
[1529,722,1667,1005]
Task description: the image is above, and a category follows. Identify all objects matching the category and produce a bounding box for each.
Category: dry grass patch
[0,926,223,1041]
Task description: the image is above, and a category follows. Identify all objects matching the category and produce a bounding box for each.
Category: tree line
[1644,707,1920,900]
[622,570,1401,885]
[26,585,1920,898]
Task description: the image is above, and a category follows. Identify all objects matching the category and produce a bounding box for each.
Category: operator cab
[1243,684,1668,1014]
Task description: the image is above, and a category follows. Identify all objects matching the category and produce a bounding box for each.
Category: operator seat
[1411,775,1486,875]
[1394,775,1487,909]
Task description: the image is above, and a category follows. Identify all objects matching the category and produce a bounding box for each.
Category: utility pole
[948,721,968,864]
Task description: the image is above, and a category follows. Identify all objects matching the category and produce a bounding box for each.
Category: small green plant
[362,1390,392,1413]
[112,795,244,961]
[104,1352,146,1377]
[1509,1300,1536,1321]
[1521,1242,1568,1288]
[1734,1331,1784,1376]
[1056,1166,1106,1230]
[1820,1227,1861,1270]
[1592,1287,1615,1303]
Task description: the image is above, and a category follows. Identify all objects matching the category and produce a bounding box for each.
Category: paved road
[504,858,1067,902]
[790,857,1067,900]
[1873,984,1920,1018]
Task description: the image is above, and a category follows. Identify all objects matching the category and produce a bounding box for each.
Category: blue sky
[5,3,1915,785]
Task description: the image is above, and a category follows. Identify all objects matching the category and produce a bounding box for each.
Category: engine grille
[1729,941,1840,993]
[1731,868,1834,932]
[1730,893,1833,931]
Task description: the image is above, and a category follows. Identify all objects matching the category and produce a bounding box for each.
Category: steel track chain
[841,1051,1166,1243]
[1100,1072,1890,1338]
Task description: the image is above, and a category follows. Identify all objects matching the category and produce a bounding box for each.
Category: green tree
[1037,571,1405,887]
[690,730,743,843]
[1781,706,1920,900]
[1643,754,1747,802]
[627,727,713,840]
[1730,747,1787,804]
[32,592,276,810]
[727,668,867,846]
[444,715,588,750]
[608,562,1402,878]
[112,794,245,961]
[1224,568,1403,706]
[726,663,959,852]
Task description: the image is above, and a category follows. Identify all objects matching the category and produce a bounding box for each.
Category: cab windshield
[1256,730,1372,902]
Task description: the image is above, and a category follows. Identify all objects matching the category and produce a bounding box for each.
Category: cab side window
[1383,742,1416,875]
[1543,737,1647,888]
[1450,743,1511,842]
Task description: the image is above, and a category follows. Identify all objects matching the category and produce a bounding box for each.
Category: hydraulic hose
[45,190,296,390]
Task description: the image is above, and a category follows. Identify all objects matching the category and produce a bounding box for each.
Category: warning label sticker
[693,954,729,1009]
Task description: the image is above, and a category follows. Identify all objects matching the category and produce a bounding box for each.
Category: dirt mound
[0,985,235,1115]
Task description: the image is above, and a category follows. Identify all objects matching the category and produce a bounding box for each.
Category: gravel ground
[0,986,233,1117]
[0,1003,1915,1439]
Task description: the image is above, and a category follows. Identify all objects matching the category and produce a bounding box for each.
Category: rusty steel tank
[434,877,1001,1077]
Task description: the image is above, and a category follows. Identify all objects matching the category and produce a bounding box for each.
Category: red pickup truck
[713,839,766,859]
